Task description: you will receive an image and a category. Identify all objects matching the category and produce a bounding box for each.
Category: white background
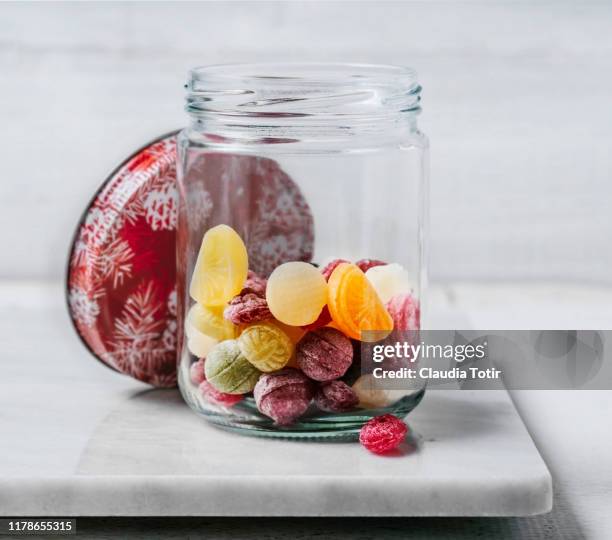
[1,1,611,285]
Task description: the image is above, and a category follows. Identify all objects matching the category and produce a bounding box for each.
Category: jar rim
[184,62,422,148]
[186,62,420,116]
[188,62,418,88]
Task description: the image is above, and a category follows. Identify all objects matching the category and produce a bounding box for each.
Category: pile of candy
[185,224,419,438]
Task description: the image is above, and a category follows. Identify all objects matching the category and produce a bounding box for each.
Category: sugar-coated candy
[296,327,353,381]
[266,261,328,326]
[199,380,243,407]
[190,359,206,385]
[243,270,267,297]
[190,224,249,306]
[224,291,272,325]
[355,258,386,273]
[321,258,350,281]
[204,340,261,394]
[187,303,236,340]
[254,368,314,425]
[327,263,393,342]
[365,263,412,304]
[238,322,293,373]
[359,414,408,454]
[386,293,420,331]
[315,380,359,412]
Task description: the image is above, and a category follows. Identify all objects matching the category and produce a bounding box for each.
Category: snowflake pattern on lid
[67,133,179,387]
[67,132,315,387]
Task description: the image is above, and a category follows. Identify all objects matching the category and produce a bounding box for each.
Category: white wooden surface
[1,2,611,284]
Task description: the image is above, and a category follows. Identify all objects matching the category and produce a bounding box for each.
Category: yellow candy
[189,224,248,306]
[187,303,236,341]
[266,262,328,326]
[185,320,219,358]
[238,322,294,373]
[352,375,410,408]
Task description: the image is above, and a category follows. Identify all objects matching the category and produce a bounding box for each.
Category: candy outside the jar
[386,293,420,331]
[199,380,243,407]
[254,368,314,425]
[327,263,394,342]
[238,322,294,373]
[187,303,236,340]
[266,261,328,326]
[365,263,413,304]
[204,340,261,394]
[359,414,408,454]
[189,224,249,306]
[296,327,353,381]
[315,380,359,412]
[189,359,206,385]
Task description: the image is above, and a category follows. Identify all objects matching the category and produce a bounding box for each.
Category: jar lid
[66,131,315,387]
[67,132,180,387]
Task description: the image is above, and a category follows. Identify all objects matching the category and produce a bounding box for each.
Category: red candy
[315,380,359,412]
[224,291,272,325]
[243,270,267,297]
[355,259,387,273]
[199,380,243,407]
[321,259,350,281]
[359,414,408,454]
[296,327,353,381]
[189,359,206,385]
[254,368,314,425]
[386,293,420,331]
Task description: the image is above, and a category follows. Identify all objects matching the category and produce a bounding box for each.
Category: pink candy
[243,270,267,297]
[296,327,353,382]
[199,380,243,407]
[315,380,359,412]
[190,359,206,385]
[385,293,420,331]
[224,291,272,324]
[355,258,386,273]
[359,414,408,454]
[254,368,314,425]
[321,259,350,281]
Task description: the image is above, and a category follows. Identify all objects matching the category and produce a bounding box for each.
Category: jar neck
[184,63,421,149]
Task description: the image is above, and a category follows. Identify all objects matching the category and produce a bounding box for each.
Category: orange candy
[327,263,394,342]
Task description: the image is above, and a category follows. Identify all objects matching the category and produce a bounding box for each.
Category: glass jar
[176,63,428,439]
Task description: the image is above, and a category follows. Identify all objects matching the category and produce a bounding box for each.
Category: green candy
[204,340,261,394]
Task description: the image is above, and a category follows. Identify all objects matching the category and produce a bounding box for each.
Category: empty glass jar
[176,63,428,439]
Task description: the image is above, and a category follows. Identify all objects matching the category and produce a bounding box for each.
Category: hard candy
[296,327,353,381]
[315,380,359,412]
[254,368,314,425]
[204,340,261,394]
[238,322,294,373]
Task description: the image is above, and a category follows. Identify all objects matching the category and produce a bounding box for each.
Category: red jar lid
[66,131,314,387]
[67,132,179,387]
